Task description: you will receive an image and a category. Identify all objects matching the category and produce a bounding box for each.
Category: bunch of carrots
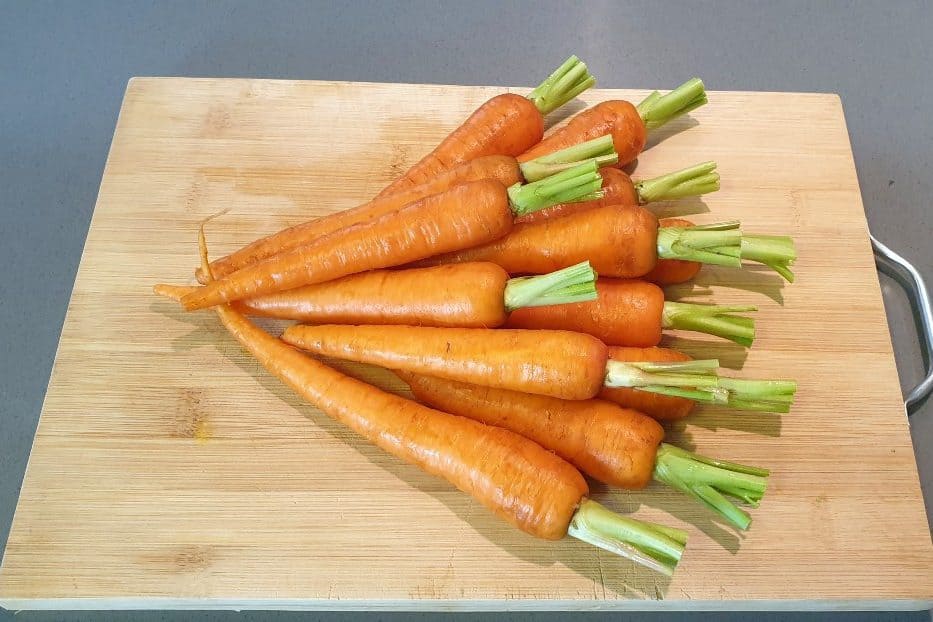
[157,56,799,577]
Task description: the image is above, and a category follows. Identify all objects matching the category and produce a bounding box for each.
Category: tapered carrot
[282,324,795,409]
[179,262,597,328]
[200,135,619,282]
[505,278,759,347]
[599,346,797,418]
[156,231,687,575]
[516,161,720,224]
[403,373,770,530]
[519,78,707,167]
[423,205,797,282]
[377,56,595,198]
[177,164,604,311]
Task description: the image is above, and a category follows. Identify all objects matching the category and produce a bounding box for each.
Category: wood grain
[0,78,930,611]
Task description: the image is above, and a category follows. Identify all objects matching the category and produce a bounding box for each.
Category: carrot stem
[604,359,725,404]
[567,499,686,576]
[635,161,720,204]
[508,161,604,216]
[527,55,596,116]
[661,301,757,347]
[503,260,597,311]
[652,444,769,531]
[636,78,707,131]
[719,377,798,413]
[520,135,619,182]
[741,235,797,283]
[656,221,744,267]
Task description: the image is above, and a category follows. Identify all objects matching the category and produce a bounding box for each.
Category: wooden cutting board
[1,78,931,611]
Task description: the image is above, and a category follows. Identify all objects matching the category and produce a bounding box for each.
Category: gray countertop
[1,2,930,621]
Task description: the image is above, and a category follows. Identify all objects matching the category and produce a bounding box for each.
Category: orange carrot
[505,278,759,347]
[518,78,707,167]
[376,56,595,198]
[516,162,719,224]
[424,206,796,283]
[599,347,697,420]
[208,261,596,328]
[403,372,770,530]
[177,164,605,311]
[282,324,608,401]
[198,155,523,282]
[155,232,687,574]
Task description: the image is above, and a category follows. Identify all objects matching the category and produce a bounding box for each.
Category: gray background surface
[1,1,931,621]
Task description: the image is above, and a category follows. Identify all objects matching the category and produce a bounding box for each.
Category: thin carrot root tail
[527,55,596,116]
[567,499,687,576]
[661,301,757,347]
[635,161,720,204]
[153,284,197,302]
[508,161,605,216]
[652,444,769,531]
[519,135,619,183]
[741,235,797,283]
[503,261,598,311]
[636,78,707,131]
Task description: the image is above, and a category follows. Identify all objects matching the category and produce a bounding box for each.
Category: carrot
[376,56,595,198]
[505,278,760,347]
[600,347,697,420]
[282,324,796,410]
[423,206,797,282]
[184,261,592,328]
[176,164,604,311]
[403,372,771,530]
[516,161,720,225]
[157,229,687,575]
[643,218,703,285]
[518,78,707,167]
[198,155,523,282]
[201,134,618,283]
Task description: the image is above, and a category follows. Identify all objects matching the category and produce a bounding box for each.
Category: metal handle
[871,234,933,415]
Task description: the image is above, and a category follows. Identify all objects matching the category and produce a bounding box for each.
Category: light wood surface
[0,78,930,611]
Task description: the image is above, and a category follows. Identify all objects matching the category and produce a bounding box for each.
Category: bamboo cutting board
[0,78,931,611]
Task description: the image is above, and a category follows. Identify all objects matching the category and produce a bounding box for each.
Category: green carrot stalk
[520,135,618,182]
[636,78,707,130]
[527,55,596,116]
[635,161,720,204]
[503,261,598,311]
[507,161,604,216]
[661,301,757,347]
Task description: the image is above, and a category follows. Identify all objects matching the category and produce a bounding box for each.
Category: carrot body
[236,263,511,328]
[180,180,513,311]
[599,347,696,421]
[505,279,665,347]
[643,218,702,285]
[518,101,646,168]
[281,324,608,401]
[404,373,664,490]
[425,204,659,278]
[186,302,587,540]
[514,168,637,224]
[200,156,523,282]
[376,94,543,199]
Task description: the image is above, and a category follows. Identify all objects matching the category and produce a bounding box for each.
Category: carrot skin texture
[404,373,665,490]
[518,101,647,167]
[426,204,660,278]
[200,156,523,282]
[199,303,588,541]
[599,347,697,421]
[181,180,513,311]
[514,168,638,224]
[237,263,510,328]
[505,279,665,347]
[643,218,702,285]
[376,94,543,198]
[282,324,609,401]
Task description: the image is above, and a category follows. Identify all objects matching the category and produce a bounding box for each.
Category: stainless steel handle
[871,234,933,415]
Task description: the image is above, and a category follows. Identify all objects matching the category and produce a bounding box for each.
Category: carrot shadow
[628,487,744,555]
[150,300,674,600]
[649,196,712,220]
[659,335,750,370]
[679,407,784,438]
[663,267,788,305]
[644,117,700,151]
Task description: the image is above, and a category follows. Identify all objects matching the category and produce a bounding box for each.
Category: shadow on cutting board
[151,299,676,600]
[665,266,789,305]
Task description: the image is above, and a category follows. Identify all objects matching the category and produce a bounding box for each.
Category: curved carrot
[377,56,595,198]
[403,372,664,490]
[518,78,707,167]
[517,162,720,225]
[282,325,608,401]
[600,347,696,421]
[403,372,771,530]
[199,155,523,282]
